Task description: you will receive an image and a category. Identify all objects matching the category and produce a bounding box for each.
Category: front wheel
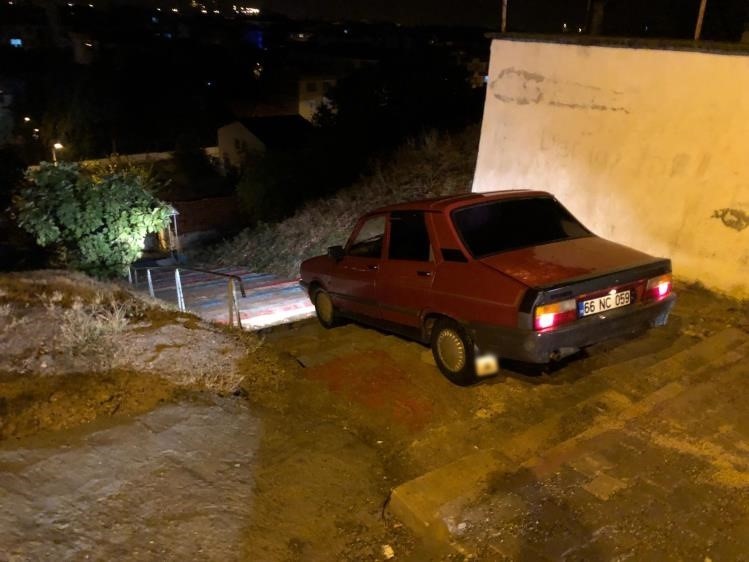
[313,288,341,329]
[430,318,478,386]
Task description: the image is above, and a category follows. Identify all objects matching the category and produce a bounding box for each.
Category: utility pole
[694,0,708,40]
[585,0,592,32]
[52,142,63,165]
[588,0,607,35]
[501,0,508,33]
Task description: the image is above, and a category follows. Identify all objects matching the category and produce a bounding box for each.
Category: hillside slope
[203,127,479,279]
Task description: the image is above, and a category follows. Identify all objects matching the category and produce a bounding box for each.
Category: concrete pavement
[264,286,749,559]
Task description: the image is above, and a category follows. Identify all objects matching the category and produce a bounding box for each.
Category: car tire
[313,288,341,329]
[431,318,478,386]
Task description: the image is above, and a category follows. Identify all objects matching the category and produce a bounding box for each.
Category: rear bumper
[467,293,676,364]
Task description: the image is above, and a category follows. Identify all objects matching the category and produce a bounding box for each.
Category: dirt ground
[1,272,747,561]
[0,271,419,560]
[0,270,255,439]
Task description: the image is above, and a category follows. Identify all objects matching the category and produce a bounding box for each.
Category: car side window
[347,215,386,258]
[388,211,431,261]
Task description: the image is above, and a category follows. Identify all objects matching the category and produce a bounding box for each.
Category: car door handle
[416,270,432,277]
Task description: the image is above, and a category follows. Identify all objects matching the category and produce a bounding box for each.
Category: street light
[52,142,64,164]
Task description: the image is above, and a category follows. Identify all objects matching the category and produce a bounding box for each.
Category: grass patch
[55,297,129,362]
[197,127,479,278]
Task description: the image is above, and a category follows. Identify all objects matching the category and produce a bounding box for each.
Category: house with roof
[298,75,336,122]
[217,115,313,170]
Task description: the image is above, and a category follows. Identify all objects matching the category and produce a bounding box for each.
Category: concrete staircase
[387,328,749,558]
[129,266,315,329]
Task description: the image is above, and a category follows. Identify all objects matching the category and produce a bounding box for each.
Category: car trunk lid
[479,236,662,289]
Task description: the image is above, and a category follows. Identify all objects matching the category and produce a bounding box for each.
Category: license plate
[578,290,632,317]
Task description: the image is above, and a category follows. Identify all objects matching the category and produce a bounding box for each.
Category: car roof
[368,189,553,215]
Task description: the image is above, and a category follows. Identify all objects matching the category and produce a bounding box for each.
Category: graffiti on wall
[490,67,630,113]
[712,208,749,232]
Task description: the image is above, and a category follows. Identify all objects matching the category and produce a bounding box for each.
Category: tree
[14,162,171,277]
[318,49,481,153]
[0,146,24,211]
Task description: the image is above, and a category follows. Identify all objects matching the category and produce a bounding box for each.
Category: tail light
[534,298,577,331]
[645,274,672,301]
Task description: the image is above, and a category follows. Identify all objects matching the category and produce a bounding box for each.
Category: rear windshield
[451,197,591,258]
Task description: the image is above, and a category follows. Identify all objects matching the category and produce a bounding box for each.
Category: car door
[376,210,436,328]
[327,214,386,320]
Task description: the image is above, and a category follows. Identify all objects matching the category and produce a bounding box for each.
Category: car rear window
[451,197,591,258]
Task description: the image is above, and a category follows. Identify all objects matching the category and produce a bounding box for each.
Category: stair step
[388,328,749,553]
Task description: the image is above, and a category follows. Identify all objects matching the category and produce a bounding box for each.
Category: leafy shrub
[13,162,171,277]
[0,146,25,211]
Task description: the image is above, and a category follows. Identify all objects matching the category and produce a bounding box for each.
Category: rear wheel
[431,318,478,386]
[313,288,341,329]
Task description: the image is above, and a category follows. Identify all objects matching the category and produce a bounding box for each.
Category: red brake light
[646,274,672,301]
[534,299,577,331]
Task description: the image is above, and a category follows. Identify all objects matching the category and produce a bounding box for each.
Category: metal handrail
[128,265,247,297]
[127,264,246,328]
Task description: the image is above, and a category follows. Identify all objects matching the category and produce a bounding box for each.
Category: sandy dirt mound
[0,270,267,440]
[0,370,178,440]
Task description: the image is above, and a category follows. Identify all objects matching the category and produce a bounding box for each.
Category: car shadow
[473,350,591,387]
[502,351,588,376]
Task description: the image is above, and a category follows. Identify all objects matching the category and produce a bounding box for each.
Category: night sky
[257,0,500,26]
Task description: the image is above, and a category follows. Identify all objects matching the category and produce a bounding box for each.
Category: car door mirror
[327,245,345,262]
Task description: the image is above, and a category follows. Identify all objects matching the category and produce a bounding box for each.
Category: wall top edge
[486,33,749,57]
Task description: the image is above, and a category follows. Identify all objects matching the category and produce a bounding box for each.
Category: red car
[300,190,676,385]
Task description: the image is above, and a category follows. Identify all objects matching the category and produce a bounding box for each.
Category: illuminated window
[10,38,22,47]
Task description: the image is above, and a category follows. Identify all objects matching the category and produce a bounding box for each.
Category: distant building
[297,75,336,122]
[217,115,313,169]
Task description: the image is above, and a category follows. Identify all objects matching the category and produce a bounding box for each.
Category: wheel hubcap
[436,329,466,372]
[316,292,333,323]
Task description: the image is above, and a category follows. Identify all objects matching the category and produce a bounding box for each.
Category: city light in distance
[232,5,260,16]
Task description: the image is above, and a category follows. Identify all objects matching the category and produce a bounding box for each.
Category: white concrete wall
[473,39,749,297]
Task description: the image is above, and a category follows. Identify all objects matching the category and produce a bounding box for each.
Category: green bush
[14,162,171,277]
